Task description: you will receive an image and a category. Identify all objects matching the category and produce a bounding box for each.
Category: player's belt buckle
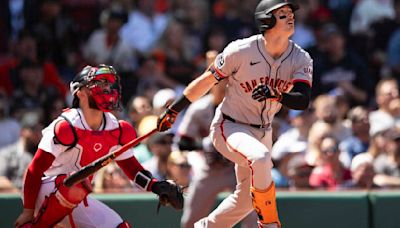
[222,113,270,129]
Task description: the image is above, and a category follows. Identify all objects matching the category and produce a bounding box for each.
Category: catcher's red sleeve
[24,149,55,209]
[116,157,144,180]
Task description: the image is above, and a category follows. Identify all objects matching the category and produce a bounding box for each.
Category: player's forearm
[280,82,311,110]
[184,72,217,102]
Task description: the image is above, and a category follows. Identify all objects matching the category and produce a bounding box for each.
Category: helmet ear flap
[256,12,276,32]
[263,13,276,30]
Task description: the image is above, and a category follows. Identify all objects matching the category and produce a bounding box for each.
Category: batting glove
[251,84,282,102]
[157,108,177,132]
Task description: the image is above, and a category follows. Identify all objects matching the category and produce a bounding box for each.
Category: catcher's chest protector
[54,110,122,168]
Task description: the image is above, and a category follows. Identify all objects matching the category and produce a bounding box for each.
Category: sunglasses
[175,163,191,169]
[322,146,339,154]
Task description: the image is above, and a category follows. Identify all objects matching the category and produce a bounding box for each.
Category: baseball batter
[157,0,312,227]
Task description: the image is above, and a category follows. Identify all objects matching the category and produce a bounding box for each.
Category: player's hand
[15,208,34,227]
[252,84,281,102]
[157,108,178,132]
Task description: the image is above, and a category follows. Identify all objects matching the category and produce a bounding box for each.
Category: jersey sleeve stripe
[211,65,228,81]
[292,79,312,87]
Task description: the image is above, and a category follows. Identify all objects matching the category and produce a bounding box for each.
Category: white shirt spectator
[272,127,308,161]
[120,10,169,54]
[349,0,395,35]
[0,118,21,149]
[84,29,137,72]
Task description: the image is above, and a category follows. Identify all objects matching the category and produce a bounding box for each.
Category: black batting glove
[252,84,281,102]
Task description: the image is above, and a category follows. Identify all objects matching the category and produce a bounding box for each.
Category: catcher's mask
[70,64,121,112]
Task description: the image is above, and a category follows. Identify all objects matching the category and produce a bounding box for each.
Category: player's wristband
[169,95,192,113]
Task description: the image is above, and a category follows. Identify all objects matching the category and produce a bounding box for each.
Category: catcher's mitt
[151,180,184,212]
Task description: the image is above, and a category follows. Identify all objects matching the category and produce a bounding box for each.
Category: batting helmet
[70,64,121,112]
[255,0,299,32]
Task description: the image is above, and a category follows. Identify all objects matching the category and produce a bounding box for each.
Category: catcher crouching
[14,64,184,228]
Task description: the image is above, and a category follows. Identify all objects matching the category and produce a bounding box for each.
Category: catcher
[15,64,183,228]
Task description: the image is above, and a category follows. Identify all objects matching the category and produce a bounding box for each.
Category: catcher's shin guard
[31,175,92,227]
[250,182,281,228]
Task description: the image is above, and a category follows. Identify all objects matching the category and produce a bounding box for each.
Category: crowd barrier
[1,190,399,228]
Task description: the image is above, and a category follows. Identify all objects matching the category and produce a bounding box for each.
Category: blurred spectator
[271,108,314,188]
[387,28,400,78]
[173,0,211,58]
[203,27,228,54]
[326,0,354,32]
[42,96,67,126]
[133,115,158,164]
[152,88,176,115]
[312,23,373,106]
[349,0,395,36]
[127,95,153,128]
[309,136,352,189]
[134,55,165,98]
[369,78,400,135]
[0,31,68,98]
[211,0,255,41]
[367,0,400,80]
[272,109,315,162]
[373,127,400,187]
[0,0,39,43]
[290,0,316,49]
[33,0,80,78]
[306,121,334,166]
[142,132,174,180]
[339,106,370,168]
[342,155,378,189]
[313,94,351,142]
[351,123,390,179]
[84,8,137,73]
[154,19,197,89]
[0,110,43,189]
[0,94,21,149]
[286,154,314,190]
[9,59,59,120]
[390,97,400,123]
[167,150,191,187]
[93,162,134,193]
[120,0,169,54]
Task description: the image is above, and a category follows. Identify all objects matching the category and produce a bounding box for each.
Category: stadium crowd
[0,0,400,196]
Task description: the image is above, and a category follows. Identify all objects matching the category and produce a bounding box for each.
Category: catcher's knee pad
[117,221,132,228]
[31,174,92,227]
[250,182,280,228]
[56,174,92,205]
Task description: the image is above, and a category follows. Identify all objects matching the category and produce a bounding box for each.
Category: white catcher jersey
[212,34,313,125]
[38,108,135,177]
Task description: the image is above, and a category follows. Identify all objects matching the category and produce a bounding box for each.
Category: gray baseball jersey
[212,34,313,125]
[196,35,313,227]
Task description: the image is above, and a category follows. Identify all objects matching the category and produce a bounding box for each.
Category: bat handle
[63,155,114,187]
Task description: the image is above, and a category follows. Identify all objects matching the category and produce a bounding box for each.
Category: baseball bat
[63,128,158,187]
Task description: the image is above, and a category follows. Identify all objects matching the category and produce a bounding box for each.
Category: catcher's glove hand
[151,180,184,212]
[252,84,282,102]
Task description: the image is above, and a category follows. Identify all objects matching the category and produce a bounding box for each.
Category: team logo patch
[93,143,102,152]
[216,54,225,69]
